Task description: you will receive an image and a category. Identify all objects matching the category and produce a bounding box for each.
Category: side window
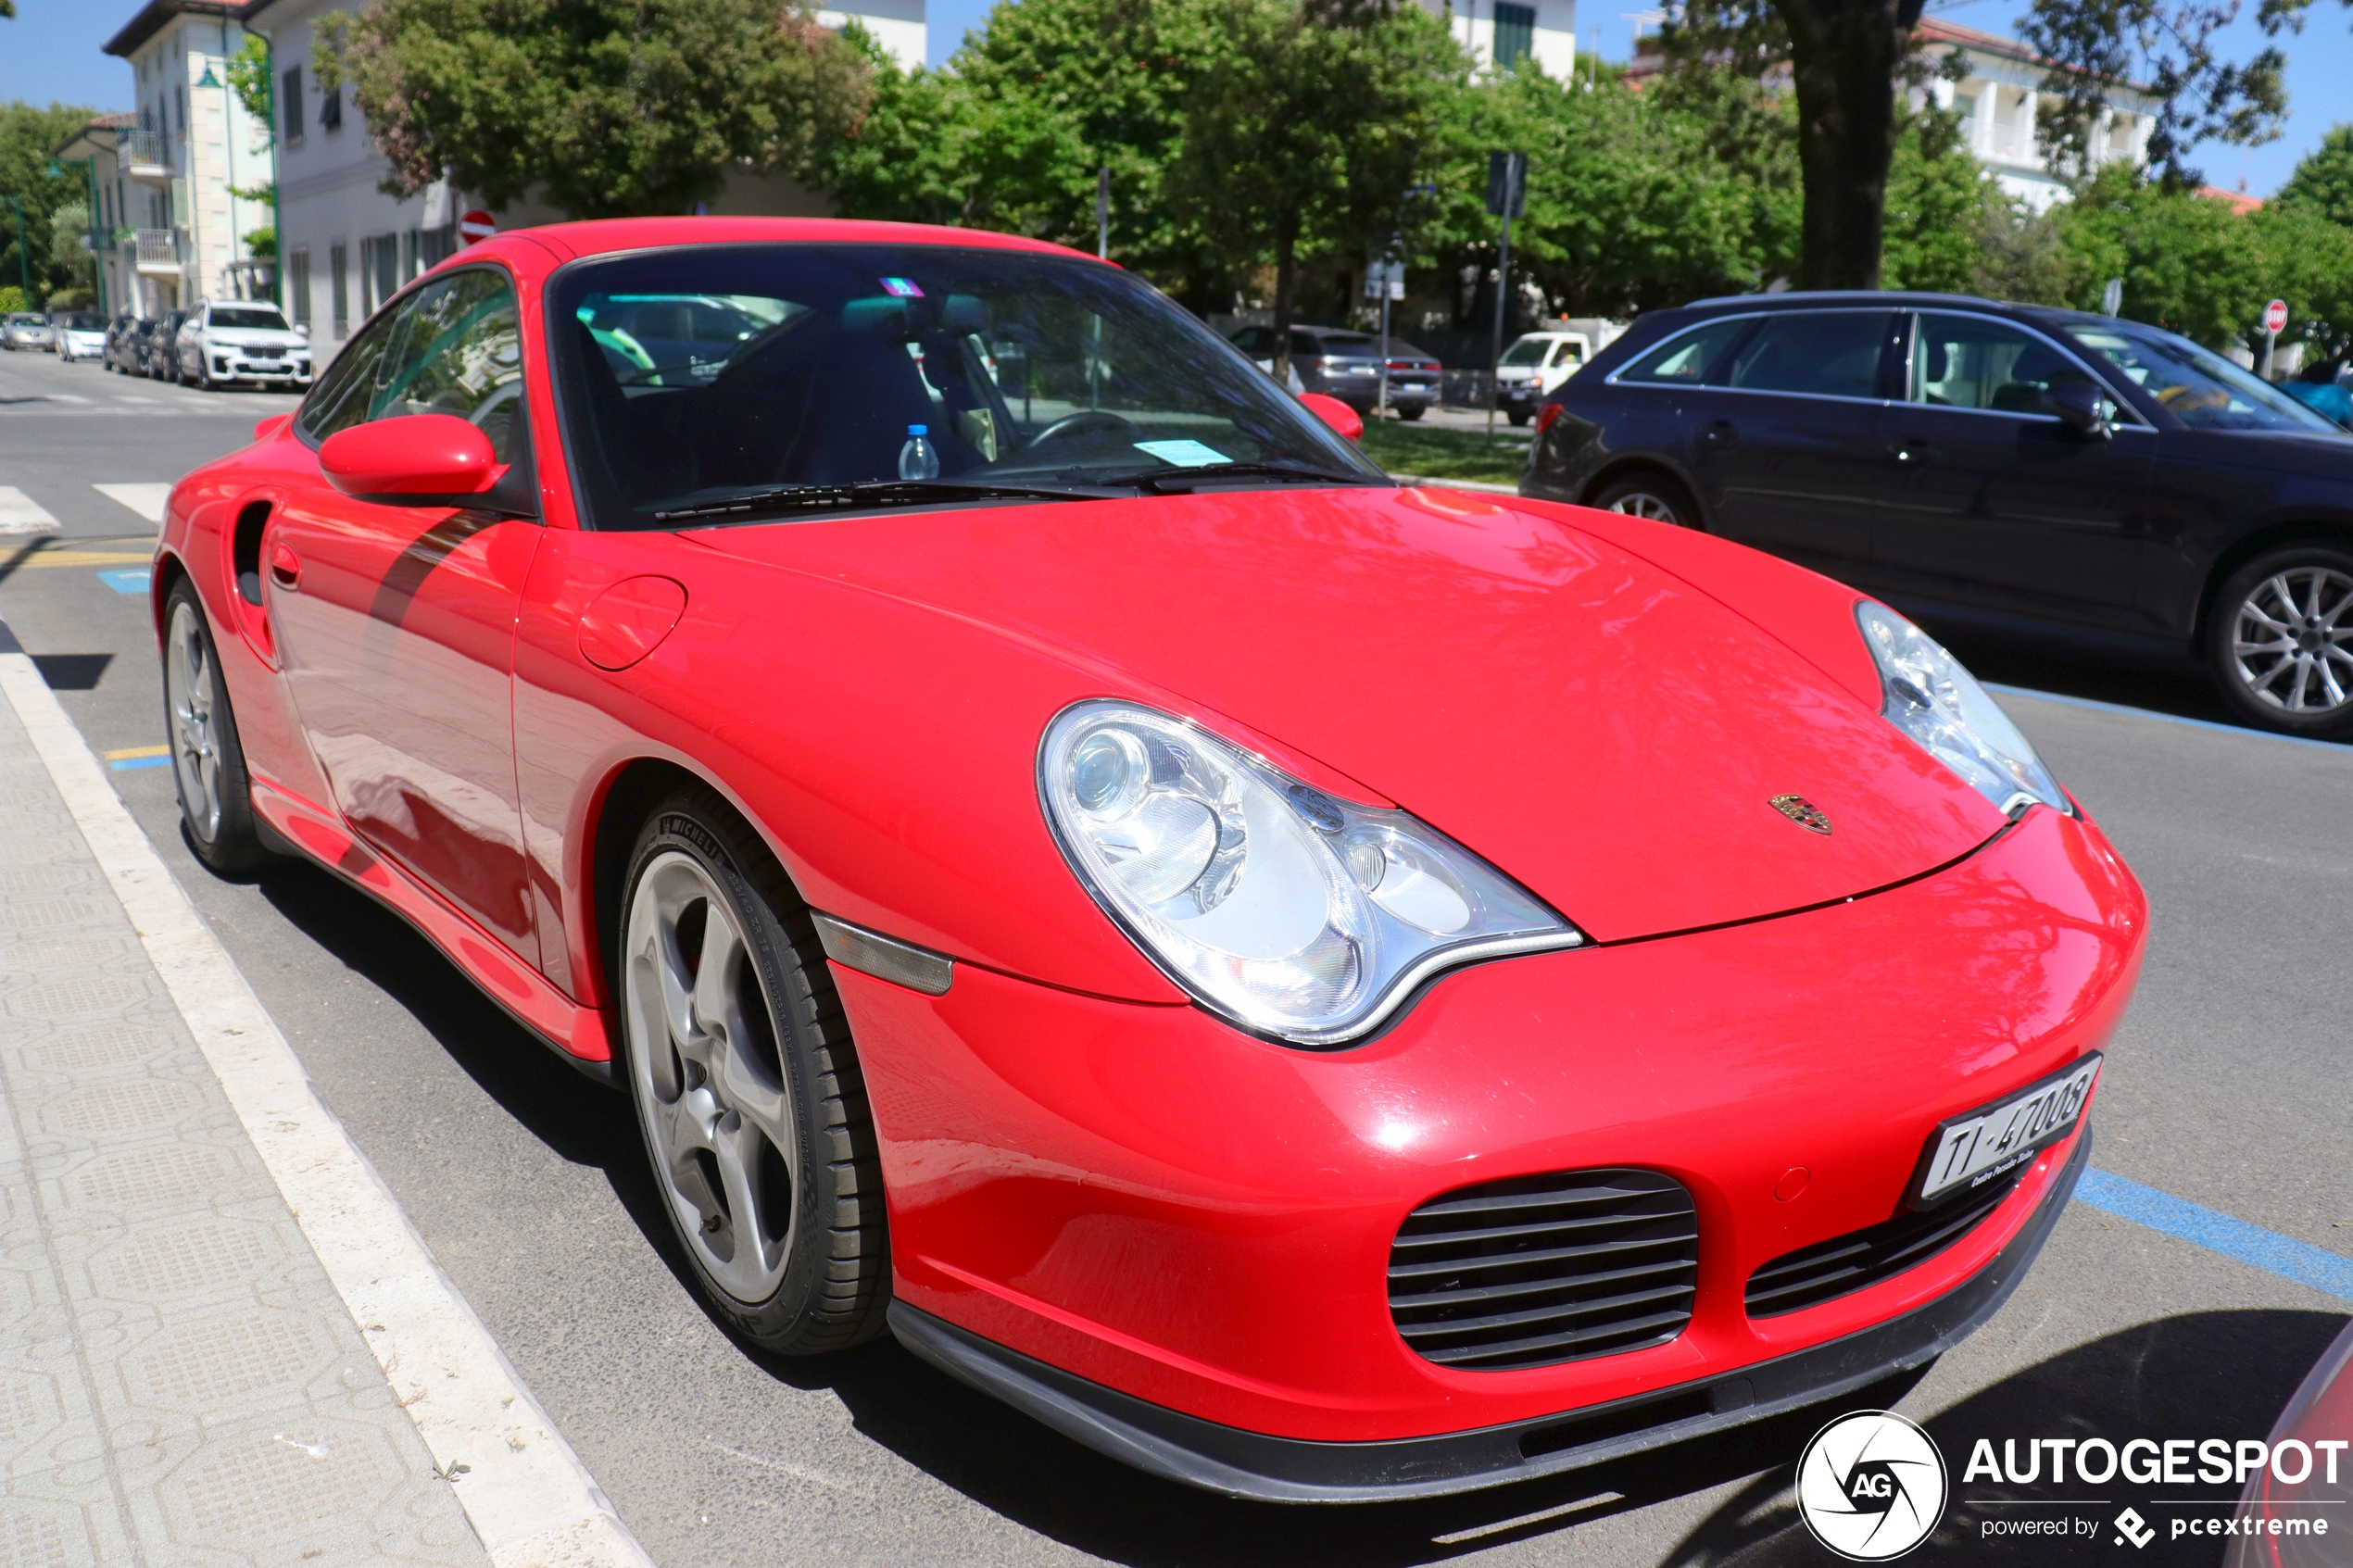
[296,308,400,444]
[1232,328,1264,355]
[1616,317,1753,385]
[1723,310,1895,399]
[1912,312,2081,415]
[364,269,527,461]
[1290,330,1320,358]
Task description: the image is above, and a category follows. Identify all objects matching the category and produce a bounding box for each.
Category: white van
[1495,332,1594,426]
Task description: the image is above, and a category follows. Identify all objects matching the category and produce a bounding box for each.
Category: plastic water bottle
[898,423,938,481]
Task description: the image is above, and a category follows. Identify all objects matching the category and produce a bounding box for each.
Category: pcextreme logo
[1796,1411,1950,1561]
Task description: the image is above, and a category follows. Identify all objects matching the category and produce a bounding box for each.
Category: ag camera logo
[1796,1411,1949,1561]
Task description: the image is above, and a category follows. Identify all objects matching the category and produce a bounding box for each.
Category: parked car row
[1524,289,2353,739]
[46,301,316,390]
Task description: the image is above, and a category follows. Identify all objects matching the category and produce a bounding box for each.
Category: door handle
[1700,420,1734,445]
[269,542,301,590]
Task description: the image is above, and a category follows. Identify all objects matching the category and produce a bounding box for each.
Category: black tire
[2204,541,2353,739]
[1507,410,1530,428]
[617,786,890,1354]
[1397,405,1425,421]
[160,579,271,872]
[1589,469,1704,530]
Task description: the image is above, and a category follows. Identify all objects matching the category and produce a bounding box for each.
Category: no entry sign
[459,209,497,247]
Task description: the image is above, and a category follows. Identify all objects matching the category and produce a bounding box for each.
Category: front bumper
[893,1123,2091,1501]
[843,804,2142,1470]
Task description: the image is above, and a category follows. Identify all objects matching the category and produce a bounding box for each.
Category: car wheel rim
[2231,567,2353,715]
[623,851,799,1304]
[164,602,224,842]
[1609,492,1679,523]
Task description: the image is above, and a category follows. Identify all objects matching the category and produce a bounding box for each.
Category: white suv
[177,300,313,391]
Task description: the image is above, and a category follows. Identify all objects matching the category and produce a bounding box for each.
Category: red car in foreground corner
[153,218,2145,1502]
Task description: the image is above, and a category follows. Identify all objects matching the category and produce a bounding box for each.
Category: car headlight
[1856,603,2067,817]
[1039,701,1580,1045]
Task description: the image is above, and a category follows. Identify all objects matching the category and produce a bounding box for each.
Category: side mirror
[1300,392,1365,444]
[2045,377,2114,439]
[320,413,501,503]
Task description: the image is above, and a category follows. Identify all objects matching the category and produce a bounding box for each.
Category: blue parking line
[108,755,171,771]
[1987,684,2352,754]
[2075,1169,2353,1302]
[96,569,151,596]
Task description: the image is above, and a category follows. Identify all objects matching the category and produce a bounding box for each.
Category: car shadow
[1659,1309,2350,1568]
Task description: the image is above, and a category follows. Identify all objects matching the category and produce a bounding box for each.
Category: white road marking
[0,486,59,535]
[93,483,173,524]
[116,394,163,404]
[46,393,92,404]
[0,650,655,1568]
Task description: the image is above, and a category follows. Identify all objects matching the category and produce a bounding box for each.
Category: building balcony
[127,228,182,276]
[120,129,170,183]
[1982,119,2033,166]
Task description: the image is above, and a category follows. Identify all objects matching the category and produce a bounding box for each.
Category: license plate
[1911,1054,2100,1207]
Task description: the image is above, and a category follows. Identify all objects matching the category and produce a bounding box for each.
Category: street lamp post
[45,157,107,318]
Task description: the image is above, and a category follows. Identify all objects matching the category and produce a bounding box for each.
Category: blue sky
[6,0,2344,195]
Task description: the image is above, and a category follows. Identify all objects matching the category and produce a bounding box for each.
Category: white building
[236,0,926,362]
[94,0,277,318]
[1912,19,2158,213]
[1424,0,1579,78]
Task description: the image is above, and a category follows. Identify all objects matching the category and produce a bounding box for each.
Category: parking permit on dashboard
[1133,439,1229,468]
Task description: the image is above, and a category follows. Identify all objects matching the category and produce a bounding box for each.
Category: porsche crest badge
[1769,794,1833,834]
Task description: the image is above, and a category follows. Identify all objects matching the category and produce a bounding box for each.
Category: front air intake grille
[1745,1170,2022,1318]
[1388,1169,1699,1372]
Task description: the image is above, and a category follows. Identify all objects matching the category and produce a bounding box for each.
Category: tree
[2020,0,2284,184]
[320,0,873,219]
[1879,107,1987,292]
[2276,123,2353,227]
[0,102,105,307]
[45,199,93,296]
[1168,0,1467,380]
[2056,165,2267,342]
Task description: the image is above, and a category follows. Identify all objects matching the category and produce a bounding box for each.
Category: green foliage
[224,35,272,126]
[2276,124,2353,228]
[330,0,875,218]
[1168,0,1468,360]
[1880,110,1987,293]
[45,200,93,289]
[0,102,107,306]
[0,285,25,314]
[244,226,277,257]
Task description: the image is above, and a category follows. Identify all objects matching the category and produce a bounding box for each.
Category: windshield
[2063,322,2340,434]
[6,314,39,326]
[547,243,1383,530]
[1499,338,1548,367]
[66,314,103,331]
[212,306,290,330]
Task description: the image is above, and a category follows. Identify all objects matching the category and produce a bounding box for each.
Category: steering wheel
[1026,409,1142,447]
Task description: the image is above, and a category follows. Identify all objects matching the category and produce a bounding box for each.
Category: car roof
[472,217,1101,272]
[1674,289,2111,331]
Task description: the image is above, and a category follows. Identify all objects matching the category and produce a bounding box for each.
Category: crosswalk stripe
[0,487,60,536]
[94,483,173,524]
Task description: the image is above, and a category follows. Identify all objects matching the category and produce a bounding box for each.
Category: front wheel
[618,788,890,1353]
[2206,544,2353,738]
[1590,470,1703,530]
[162,580,271,872]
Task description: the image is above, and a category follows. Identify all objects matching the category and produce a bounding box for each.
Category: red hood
[693,485,2007,942]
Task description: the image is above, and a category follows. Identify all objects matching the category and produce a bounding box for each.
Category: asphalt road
[1,340,2346,1566]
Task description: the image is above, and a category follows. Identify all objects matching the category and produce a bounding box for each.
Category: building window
[401,228,420,282]
[422,223,458,269]
[291,247,311,326]
[331,240,348,333]
[283,67,305,144]
[321,84,342,132]
[371,232,398,308]
[1492,3,1535,71]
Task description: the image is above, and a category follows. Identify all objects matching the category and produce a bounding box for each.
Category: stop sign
[2263,298,2289,334]
[458,209,497,247]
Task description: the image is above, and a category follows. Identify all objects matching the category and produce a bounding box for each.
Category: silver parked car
[2,312,56,351]
[54,312,107,362]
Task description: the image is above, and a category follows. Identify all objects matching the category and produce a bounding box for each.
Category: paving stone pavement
[0,688,491,1566]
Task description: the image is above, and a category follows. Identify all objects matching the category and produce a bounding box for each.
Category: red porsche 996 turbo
[152,218,2145,1502]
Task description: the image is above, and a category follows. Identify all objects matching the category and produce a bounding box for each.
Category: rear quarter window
[1616,318,1754,385]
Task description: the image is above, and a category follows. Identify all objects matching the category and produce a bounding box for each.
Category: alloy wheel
[623,851,799,1304]
[1608,491,1680,523]
[2230,567,2353,714]
[165,601,224,842]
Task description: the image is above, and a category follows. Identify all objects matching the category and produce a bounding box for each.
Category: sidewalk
[0,623,647,1567]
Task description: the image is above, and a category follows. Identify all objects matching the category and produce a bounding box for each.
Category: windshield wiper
[1093,460,1393,494]
[653,478,1120,524]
